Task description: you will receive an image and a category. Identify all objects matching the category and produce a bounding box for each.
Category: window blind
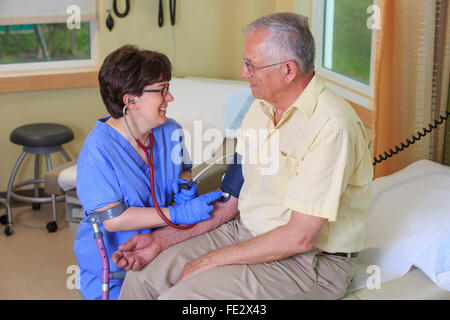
[0,0,97,26]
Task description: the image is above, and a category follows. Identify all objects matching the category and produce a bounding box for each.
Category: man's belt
[322,251,358,258]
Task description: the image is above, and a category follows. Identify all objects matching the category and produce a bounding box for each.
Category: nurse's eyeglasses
[143,83,170,96]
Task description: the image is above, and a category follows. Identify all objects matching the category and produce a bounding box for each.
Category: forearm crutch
[88,203,128,300]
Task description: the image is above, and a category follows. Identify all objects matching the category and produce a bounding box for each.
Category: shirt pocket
[279,151,299,176]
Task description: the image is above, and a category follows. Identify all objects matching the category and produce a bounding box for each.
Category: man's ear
[284,61,299,83]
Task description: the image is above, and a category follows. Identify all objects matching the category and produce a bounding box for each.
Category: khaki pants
[119,218,354,300]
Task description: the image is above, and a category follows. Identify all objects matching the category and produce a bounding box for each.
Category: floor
[0,201,83,300]
[2,198,449,301]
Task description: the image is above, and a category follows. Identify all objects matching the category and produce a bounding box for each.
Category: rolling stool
[2,123,74,235]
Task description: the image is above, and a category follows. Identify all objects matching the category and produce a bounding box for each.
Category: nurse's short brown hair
[98,45,172,118]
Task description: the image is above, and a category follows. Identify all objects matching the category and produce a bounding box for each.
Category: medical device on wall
[372,111,450,165]
[169,0,176,26]
[158,0,176,27]
[106,0,131,31]
[158,0,164,27]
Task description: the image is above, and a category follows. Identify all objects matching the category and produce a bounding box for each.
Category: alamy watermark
[66,265,81,290]
[170,121,281,176]
[366,265,382,290]
[66,5,81,30]
[367,5,381,30]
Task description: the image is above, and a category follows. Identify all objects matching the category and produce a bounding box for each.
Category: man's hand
[177,253,217,284]
[177,209,328,283]
[113,196,239,272]
[112,234,162,271]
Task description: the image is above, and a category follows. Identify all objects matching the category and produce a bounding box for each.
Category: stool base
[6,146,71,234]
[0,198,13,236]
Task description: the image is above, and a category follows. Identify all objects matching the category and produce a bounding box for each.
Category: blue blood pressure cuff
[219,152,244,202]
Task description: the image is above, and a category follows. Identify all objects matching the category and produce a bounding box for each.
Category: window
[0,0,97,81]
[312,0,377,105]
[0,22,93,67]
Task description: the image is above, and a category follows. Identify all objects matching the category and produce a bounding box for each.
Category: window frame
[311,0,377,106]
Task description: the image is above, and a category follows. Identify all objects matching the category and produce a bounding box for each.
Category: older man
[114,12,373,300]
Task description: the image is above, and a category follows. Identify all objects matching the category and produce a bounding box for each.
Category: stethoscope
[122,103,194,230]
[93,103,233,300]
[106,0,177,31]
[158,0,177,27]
[106,0,130,31]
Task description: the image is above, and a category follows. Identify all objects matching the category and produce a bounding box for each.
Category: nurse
[73,45,221,300]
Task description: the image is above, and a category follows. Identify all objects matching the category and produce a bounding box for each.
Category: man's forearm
[177,210,328,283]
[153,197,239,251]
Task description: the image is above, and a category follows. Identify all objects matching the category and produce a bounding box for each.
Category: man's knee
[157,283,204,300]
[157,285,186,300]
[120,269,154,300]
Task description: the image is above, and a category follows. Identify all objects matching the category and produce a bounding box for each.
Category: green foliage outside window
[325,0,373,84]
[0,22,90,64]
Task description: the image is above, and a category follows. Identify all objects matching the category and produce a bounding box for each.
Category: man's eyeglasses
[143,83,170,96]
[242,55,290,73]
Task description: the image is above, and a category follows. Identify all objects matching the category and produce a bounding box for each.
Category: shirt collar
[291,74,324,117]
[258,74,325,119]
[259,99,275,120]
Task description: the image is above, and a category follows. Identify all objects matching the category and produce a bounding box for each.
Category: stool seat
[10,123,74,147]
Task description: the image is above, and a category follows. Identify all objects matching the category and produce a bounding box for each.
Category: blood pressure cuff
[220,152,244,199]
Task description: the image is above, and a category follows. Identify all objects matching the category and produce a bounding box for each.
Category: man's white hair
[243,12,315,75]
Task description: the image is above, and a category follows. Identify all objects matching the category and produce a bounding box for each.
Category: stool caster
[46,221,58,233]
[4,225,13,236]
[32,203,41,210]
[1,199,13,236]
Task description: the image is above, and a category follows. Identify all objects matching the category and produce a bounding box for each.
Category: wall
[0,0,295,191]
[295,0,312,19]
[98,0,295,79]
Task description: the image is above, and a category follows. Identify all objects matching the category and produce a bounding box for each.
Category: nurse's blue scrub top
[73,116,192,300]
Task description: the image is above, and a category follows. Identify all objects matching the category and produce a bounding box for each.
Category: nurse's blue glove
[171,178,199,204]
[168,190,222,225]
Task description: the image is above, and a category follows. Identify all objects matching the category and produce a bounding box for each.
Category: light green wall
[295,0,313,19]
[0,0,300,190]
[97,0,296,80]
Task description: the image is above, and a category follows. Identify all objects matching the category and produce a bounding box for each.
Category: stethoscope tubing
[122,104,194,230]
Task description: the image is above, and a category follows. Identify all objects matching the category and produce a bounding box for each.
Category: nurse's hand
[112,233,162,271]
[168,190,222,225]
[171,178,199,204]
